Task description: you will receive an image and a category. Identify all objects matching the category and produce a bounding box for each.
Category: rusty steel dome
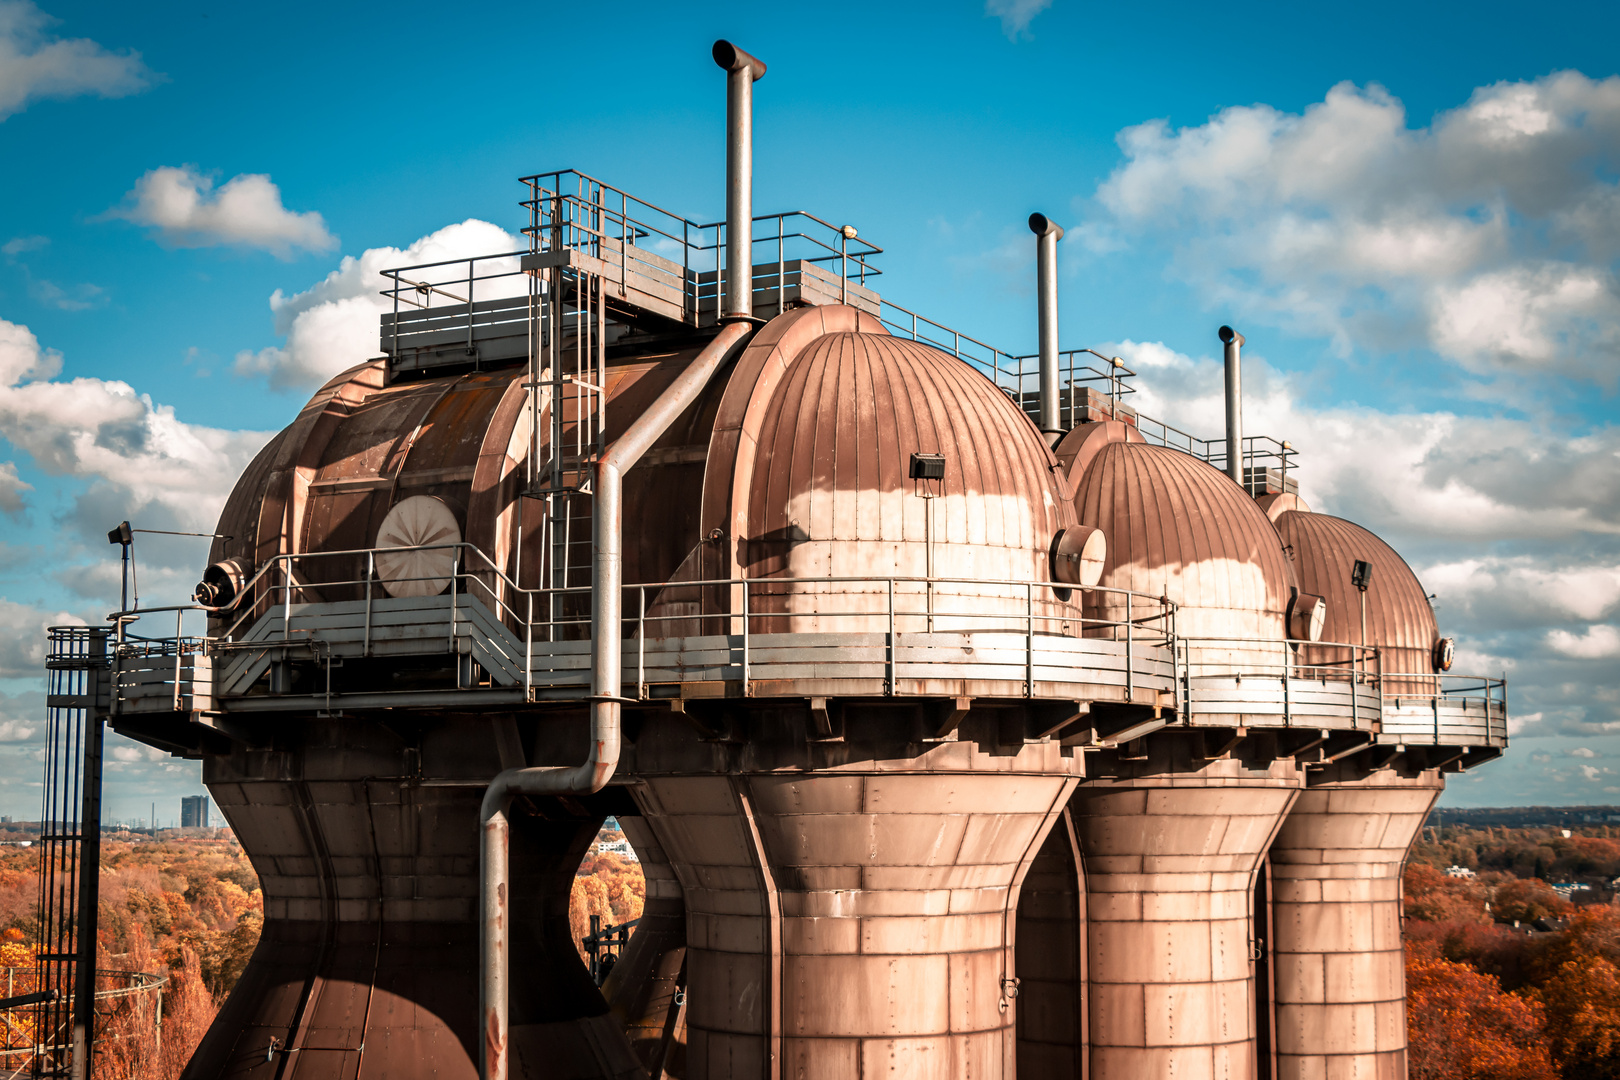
[732,330,1075,631]
[1273,508,1441,677]
[1070,439,1294,640]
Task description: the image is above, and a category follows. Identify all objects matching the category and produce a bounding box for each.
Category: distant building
[181,795,210,829]
[1550,882,1592,899]
[1445,865,1477,879]
[597,837,637,860]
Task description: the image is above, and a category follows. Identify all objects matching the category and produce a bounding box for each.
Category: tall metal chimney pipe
[1219,325,1245,488]
[713,40,767,322]
[1030,213,1064,441]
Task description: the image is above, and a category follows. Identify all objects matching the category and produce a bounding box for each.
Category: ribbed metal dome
[1273,509,1438,674]
[741,331,1074,628]
[1072,440,1292,639]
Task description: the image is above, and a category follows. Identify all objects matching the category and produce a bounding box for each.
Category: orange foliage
[1406,943,1556,1080]
[1404,863,1490,924]
[569,833,647,962]
[1536,954,1620,1080]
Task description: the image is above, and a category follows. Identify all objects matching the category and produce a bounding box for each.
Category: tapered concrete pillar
[1266,762,1443,1080]
[1072,742,1302,1079]
[605,814,690,1077]
[633,740,1079,1079]
[187,717,642,1080]
[1015,806,1086,1079]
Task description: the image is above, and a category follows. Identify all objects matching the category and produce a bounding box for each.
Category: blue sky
[1,0,1617,818]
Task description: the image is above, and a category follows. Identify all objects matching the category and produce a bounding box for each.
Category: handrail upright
[364,551,374,658]
[1025,582,1034,697]
[1125,591,1133,704]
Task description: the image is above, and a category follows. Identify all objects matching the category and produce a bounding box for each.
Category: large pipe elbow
[1028,212,1065,240]
[712,39,767,79]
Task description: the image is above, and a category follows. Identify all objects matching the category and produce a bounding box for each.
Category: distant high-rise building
[181,795,209,829]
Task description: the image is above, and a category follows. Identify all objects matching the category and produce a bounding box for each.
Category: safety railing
[518,169,883,322]
[100,542,1506,745]
[107,541,1178,705]
[1379,673,1510,747]
[1176,635,1384,729]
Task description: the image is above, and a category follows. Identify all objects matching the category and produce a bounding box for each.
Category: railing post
[364,550,374,658]
[741,579,750,694]
[1281,637,1290,726]
[525,591,533,698]
[886,578,895,695]
[1125,591,1133,704]
[638,586,646,697]
[1025,582,1034,698]
[283,558,291,643]
[450,547,460,659]
[1351,645,1359,730]
[173,609,183,713]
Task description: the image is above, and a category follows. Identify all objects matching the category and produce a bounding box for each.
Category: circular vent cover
[374,496,462,598]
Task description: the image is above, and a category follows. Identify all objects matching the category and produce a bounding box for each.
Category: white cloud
[985,0,1052,39]
[1091,72,1620,383]
[1547,624,1620,659]
[1112,338,1620,544]
[0,460,28,515]
[0,318,273,533]
[0,719,33,742]
[1582,764,1602,781]
[0,598,82,679]
[1570,747,1599,758]
[1,235,46,256]
[234,219,522,391]
[0,1,152,121]
[111,166,336,258]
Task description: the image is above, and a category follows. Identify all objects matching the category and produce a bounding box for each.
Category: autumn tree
[1537,953,1620,1079]
[1406,944,1555,1080]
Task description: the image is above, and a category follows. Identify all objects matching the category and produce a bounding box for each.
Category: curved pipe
[1030,213,1064,440]
[479,319,752,1080]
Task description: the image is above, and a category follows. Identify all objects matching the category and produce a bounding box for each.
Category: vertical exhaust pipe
[1219,325,1245,488]
[1030,213,1064,442]
[713,40,767,322]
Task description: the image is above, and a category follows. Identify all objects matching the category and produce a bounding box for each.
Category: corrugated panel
[1072,441,1292,641]
[1274,510,1437,676]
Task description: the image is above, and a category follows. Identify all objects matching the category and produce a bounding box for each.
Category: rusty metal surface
[629,749,1080,1079]
[1273,509,1439,683]
[1070,440,1294,643]
[1068,746,1302,1079]
[1267,764,1443,1077]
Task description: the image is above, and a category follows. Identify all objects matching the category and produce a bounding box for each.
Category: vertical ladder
[523,177,609,640]
[35,627,109,1079]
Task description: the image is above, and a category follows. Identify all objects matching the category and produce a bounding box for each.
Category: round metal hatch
[375,495,462,597]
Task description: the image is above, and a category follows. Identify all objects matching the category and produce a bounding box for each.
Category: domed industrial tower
[43,40,1508,1080]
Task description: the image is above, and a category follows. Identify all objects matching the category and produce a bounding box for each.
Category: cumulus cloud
[110,166,336,258]
[1570,747,1599,758]
[1101,336,1620,745]
[0,460,29,515]
[0,1,153,121]
[0,318,273,535]
[1548,624,1620,659]
[233,219,522,391]
[0,598,82,679]
[986,0,1052,39]
[1091,72,1620,384]
[1113,338,1620,545]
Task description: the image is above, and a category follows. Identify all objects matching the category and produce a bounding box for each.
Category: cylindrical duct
[1219,325,1245,488]
[1071,746,1301,1077]
[1266,764,1444,1077]
[1030,213,1065,440]
[713,40,767,321]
